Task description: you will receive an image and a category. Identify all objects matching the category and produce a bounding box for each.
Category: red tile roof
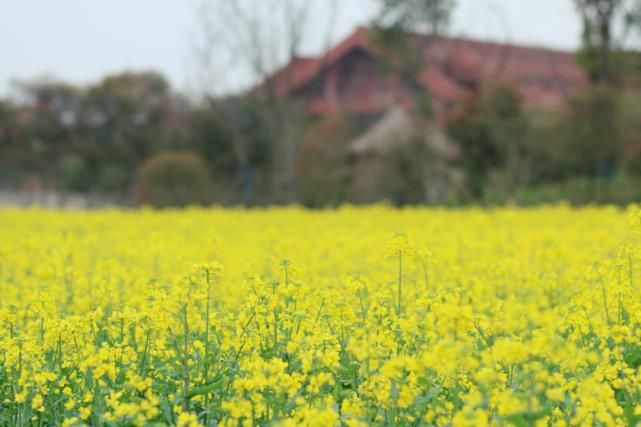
[267,27,373,97]
[263,27,587,117]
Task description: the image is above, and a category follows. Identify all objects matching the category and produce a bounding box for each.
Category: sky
[0,0,582,97]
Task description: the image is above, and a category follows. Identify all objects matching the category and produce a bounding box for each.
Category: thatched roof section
[349,107,459,161]
[349,107,414,155]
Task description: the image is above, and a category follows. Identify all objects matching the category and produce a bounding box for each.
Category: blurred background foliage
[3,66,641,208]
[3,0,641,207]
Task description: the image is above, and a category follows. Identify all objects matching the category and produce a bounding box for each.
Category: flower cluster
[0,205,640,426]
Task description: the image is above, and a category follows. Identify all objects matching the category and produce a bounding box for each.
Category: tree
[133,151,214,207]
[574,0,641,83]
[0,100,23,186]
[376,0,456,35]
[189,98,275,204]
[9,79,83,189]
[296,115,360,207]
[193,0,338,204]
[447,85,528,199]
[371,1,460,203]
[555,85,629,179]
[77,71,188,192]
[373,0,456,75]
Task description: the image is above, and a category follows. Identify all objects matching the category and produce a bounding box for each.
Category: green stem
[599,273,611,326]
[203,271,211,426]
[182,306,191,413]
[397,249,403,317]
[629,253,634,289]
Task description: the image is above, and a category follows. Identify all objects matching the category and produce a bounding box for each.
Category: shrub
[447,84,527,200]
[296,115,362,207]
[554,85,628,179]
[59,154,92,192]
[98,164,129,193]
[132,151,214,207]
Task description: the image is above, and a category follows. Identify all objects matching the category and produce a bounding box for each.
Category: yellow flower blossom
[0,206,640,425]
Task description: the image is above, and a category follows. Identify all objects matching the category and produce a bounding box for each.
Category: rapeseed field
[1,205,641,426]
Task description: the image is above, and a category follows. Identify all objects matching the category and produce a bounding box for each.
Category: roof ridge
[355,25,575,55]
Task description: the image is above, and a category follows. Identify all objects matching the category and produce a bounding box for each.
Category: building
[264,27,588,204]
[266,26,587,123]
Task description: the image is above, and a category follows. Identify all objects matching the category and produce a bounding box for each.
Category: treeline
[3,0,641,206]
[446,83,641,205]
[362,0,641,205]
[0,73,276,206]
[2,71,641,207]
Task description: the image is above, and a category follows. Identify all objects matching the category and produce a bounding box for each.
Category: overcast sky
[0,0,582,96]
